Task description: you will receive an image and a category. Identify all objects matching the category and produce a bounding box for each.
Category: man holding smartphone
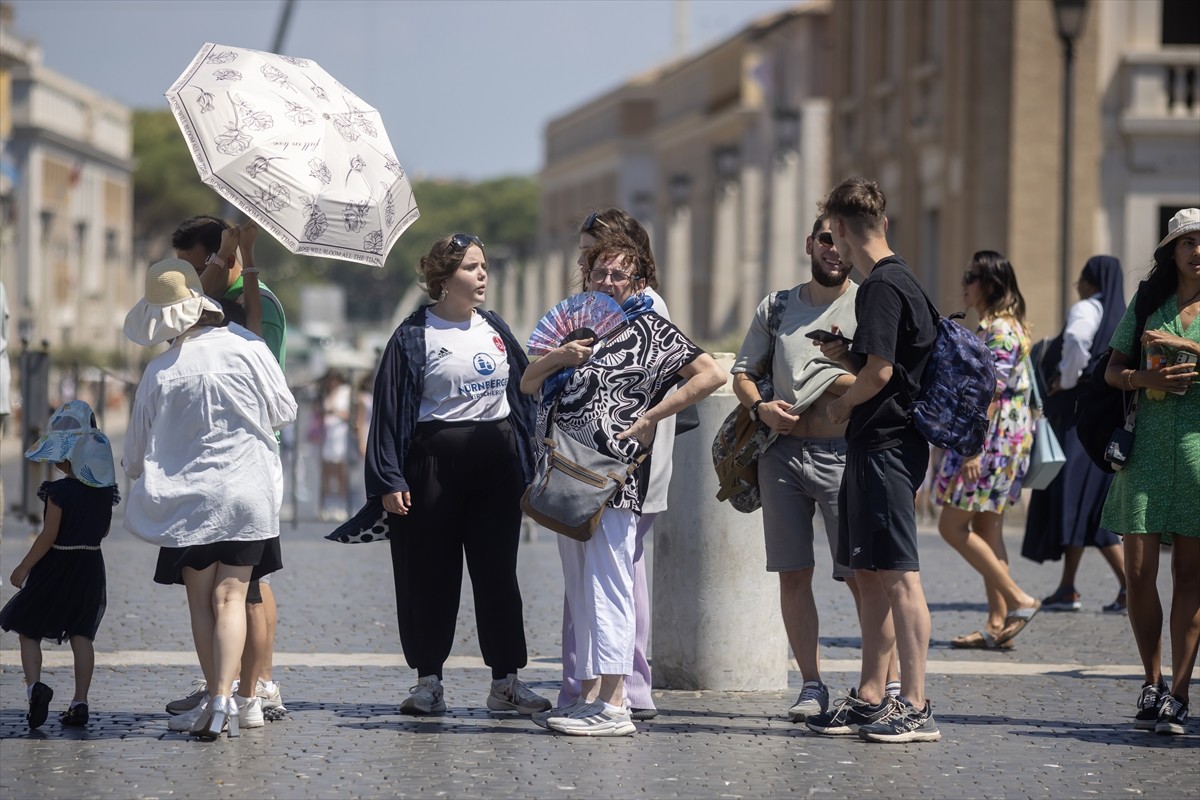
[732,214,899,724]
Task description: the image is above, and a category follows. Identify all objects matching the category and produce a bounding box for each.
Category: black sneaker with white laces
[805,690,899,736]
[1155,694,1189,736]
[1134,681,1168,731]
[858,698,942,743]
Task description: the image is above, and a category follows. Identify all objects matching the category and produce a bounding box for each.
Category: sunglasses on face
[582,211,611,234]
[815,231,834,246]
[962,271,982,285]
[587,267,639,285]
[447,233,484,252]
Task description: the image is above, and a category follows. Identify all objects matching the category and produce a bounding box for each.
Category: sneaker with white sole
[1155,694,1189,736]
[255,679,287,720]
[487,674,551,715]
[858,698,942,743]
[788,681,829,722]
[532,698,587,729]
[805,689,899,735]
[1134,681,1168,731]
[166,680,208,715]
[546,700,636,737]
[400,675,446,715]
[235,694,265,728]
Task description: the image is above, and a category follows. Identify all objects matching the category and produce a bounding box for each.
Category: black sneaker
[1134,681,1168,731]
[27,682,53,730]
[859,698,942,743]
[1155,694,1189,736]
[805,690,899,735]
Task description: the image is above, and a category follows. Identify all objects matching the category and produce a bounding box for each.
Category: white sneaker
[546,700,636,737]
[235,694,265,728]
[256,679,286,712]
[532,698,586,729]
[487,674,552,715]
[167,697,209,732]
[399,675,446,714]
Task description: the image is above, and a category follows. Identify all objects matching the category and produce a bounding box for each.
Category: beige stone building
[829,0,1199,336]
[527,3,832,345]
[1,4,135,361]
[526,0,1198,348]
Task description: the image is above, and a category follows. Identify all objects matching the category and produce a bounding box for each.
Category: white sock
[603,701,625,714]
[69,700,86,710]
[260,680,277,694]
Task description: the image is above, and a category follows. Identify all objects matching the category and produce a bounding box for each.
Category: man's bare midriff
[788,389,848,439]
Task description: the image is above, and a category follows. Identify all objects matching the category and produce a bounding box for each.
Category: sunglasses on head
[582,211,611,234]
[815,231,834,246]
[447,233,484,252]
[962,271,982,285]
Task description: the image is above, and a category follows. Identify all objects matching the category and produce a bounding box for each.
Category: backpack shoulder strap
[762,289,789,373]
[1129,280,1156,367]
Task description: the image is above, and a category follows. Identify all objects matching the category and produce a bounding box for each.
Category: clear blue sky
[8,0,800,180]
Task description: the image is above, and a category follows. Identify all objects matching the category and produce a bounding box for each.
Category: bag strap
[762,289,788,377]
[1121,280,1157,426]
[1026,354,1044,414]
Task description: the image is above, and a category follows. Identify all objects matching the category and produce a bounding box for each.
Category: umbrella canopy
[166,43,419,267]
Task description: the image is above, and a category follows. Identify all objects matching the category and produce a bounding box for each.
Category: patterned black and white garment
[544,312,701,512]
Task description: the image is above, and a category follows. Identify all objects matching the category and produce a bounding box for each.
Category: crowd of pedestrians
[2,188,1196,745]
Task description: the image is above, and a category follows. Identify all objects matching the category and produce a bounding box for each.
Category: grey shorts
[759,436,852,579]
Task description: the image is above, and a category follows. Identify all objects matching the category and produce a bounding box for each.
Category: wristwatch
[750,399,766,420]
[205,252,228,269]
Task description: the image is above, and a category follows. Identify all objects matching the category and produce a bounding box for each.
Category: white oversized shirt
[123,324,297,547]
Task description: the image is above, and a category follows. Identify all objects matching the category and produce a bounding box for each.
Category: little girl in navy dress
[0,400,119,729]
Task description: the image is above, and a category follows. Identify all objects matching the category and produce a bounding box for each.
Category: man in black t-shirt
[803,178,941,744]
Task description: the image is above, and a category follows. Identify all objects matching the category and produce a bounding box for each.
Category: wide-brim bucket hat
[1156,208,1200,251]
[124,257,222,347]
[24,399,117,488]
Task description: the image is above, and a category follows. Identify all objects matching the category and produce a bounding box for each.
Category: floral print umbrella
[166,43,419,267]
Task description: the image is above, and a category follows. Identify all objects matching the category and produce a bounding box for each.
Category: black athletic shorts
[837,434,928,572]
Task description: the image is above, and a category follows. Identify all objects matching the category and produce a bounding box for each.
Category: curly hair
[417,234,484,301]
[578,229,653,292]
[579,207,658,289]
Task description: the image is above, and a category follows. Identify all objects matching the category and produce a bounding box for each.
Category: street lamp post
[1053,0,1088,323]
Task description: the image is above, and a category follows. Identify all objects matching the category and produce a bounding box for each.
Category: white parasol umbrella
[165,42,419,268]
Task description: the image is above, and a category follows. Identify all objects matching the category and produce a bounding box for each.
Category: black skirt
[0,548,106,643]
[153,537,282,586]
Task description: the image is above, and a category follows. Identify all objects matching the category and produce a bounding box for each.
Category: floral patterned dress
[936,314,1035,513]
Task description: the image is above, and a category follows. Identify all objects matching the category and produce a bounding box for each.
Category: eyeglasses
[582,211,611,234]
[587,268,639,285]
[962,271,981,285]
[815,231,834,246]
[447,233,484,252]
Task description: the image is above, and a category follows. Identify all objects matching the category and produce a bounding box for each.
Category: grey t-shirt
[733,283,859,415]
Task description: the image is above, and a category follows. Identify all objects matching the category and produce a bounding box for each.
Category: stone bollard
[652,353,789,691]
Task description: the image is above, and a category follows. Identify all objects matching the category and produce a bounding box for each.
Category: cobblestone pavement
[1,425,1196,799]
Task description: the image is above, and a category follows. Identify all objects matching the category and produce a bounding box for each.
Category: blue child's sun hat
[24,400,117,488]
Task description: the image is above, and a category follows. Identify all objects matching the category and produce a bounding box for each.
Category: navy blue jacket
[364,305,537,497]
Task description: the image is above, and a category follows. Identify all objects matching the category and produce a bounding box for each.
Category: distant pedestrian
[1022,256,1128,613]
[363,233,549,717]
[1101,208,1200,735]
[318,369,352,521]
[123,258,296,740]
[936,251,1041,650]
[0,400,119,729]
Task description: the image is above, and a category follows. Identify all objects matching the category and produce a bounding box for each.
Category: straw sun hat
[124,258,223,347]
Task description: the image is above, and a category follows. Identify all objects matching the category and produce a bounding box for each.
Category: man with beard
[732,214,899,723]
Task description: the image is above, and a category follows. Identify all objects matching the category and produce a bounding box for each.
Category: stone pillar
[665,203,694,337]
[738,161,765,336]
[767,150,803,292]
[709,180,740,339]
[653,353,788,691]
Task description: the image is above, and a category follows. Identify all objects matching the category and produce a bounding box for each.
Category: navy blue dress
[0,479,118,643]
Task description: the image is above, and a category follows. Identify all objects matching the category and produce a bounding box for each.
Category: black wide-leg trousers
[388,418,529,679]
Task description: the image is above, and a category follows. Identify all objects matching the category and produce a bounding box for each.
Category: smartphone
[1170,351,1198,396]
[804,329,852,345]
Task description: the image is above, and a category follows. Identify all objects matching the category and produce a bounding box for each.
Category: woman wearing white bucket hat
[1101,208,1200,736]
[123,258,297,740]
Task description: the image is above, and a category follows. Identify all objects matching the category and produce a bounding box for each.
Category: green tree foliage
[132,110,538,324]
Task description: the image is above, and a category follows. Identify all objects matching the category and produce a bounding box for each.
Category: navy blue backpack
[909,292,997,456]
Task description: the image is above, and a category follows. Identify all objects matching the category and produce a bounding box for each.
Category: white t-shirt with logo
[419,310,512,423]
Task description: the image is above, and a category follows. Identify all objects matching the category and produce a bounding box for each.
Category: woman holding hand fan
[521,226,725,737]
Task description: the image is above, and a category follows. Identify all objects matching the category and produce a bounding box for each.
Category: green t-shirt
[224,276,287,369]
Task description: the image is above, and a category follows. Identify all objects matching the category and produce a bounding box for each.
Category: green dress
[1100,291,1200,542]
